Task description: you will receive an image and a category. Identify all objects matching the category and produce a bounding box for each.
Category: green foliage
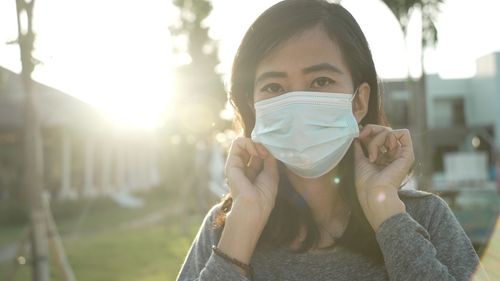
[0,200,28,226]
[382,0,443,48]
[0,187,203,281]
[170,0,217,64]
[168,0,228,136]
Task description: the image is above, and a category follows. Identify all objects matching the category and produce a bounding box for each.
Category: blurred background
[0,0,499,280]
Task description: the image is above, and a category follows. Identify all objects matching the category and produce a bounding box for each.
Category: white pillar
[132,145,141,190]
[149,138,160,187]
[116,143,126,191]
[83,137,96,197]
[136,145,147,190]
[127,144,135,190]
[59,130,76,200]
[100,142,112,195]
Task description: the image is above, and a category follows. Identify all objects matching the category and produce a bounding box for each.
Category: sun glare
[28,0,177,130]
[96,70,174,130]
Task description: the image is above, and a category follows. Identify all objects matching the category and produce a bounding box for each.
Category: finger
[232,137,260,159]
[358,124,392,158]
[245,155,264,182]
[255,143,269,158]
[225,137,257,177]
[392,129,415,164]
[227,137,260,170]
[264,153,279,178]
[257,153,279,183]
[391,129,413,149]
[381,132,399,160]
[366,130,391,163]
[385,132,399,152]
[382,129,415,178]
[376,130,407,166]
[359,124,390,139]
[353,138,369,164]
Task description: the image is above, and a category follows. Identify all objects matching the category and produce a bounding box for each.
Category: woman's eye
[260,83,284,93]
[311,77,334,88]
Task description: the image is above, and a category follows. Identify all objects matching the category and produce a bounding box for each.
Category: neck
[286,168,348,227]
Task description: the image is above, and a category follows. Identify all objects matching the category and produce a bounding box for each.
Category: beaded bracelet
[212,245,254,278]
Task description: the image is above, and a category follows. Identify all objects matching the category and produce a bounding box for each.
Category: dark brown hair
[217,0,389,263]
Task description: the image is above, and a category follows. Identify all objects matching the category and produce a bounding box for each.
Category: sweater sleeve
[176,204,251,281]
[375,194,490,281]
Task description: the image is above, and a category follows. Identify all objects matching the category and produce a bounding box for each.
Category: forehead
[255,25,350,76]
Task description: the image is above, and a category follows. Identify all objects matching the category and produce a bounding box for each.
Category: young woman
[177,1,488,280]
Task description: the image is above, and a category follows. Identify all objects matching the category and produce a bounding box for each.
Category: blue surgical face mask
[251,90,360,178]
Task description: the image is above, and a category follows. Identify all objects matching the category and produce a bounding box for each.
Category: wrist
[371,203,406,232]
[358,186,406,232]
[217,218,265,264]
[217,201,270,264]
[230,196,273,223]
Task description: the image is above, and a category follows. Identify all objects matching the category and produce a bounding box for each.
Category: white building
[0,66,161,201]
[383,52,500,190]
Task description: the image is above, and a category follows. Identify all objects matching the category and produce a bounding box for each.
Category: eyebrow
[254,63,343,85]
[302,63,343,75]
[254,71,287,85]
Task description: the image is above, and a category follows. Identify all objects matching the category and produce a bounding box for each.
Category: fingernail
[246,155,253,167]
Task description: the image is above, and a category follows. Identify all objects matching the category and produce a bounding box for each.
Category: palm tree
[382,0,443,190]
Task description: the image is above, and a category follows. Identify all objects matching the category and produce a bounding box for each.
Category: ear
[353,82,370,123]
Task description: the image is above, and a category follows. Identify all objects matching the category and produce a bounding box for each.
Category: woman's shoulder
[397,188,452,228]
[191,202,225,246]
[397,188,434,198]
[397,188,448,209]
[203,202,225,228]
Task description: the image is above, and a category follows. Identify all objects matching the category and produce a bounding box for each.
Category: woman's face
[252,24,370,124]
[251,25,371,182]
[253,25,355,102]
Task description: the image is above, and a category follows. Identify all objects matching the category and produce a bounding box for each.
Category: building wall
[382,52,500,187]
[424,53,499,135]
[425,75,468,129]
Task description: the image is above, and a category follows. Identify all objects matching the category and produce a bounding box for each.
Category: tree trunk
[16,0,50,280]
[413,74,431,190]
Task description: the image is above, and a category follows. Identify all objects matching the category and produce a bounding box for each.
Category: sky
[1,0,499,128]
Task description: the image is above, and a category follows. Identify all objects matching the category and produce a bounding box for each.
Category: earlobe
[353,82,370,123]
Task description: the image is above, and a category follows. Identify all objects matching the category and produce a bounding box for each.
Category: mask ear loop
[350,86,360,103]
[350,86,363,130]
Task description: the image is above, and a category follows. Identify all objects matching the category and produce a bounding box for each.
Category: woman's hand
[218,137,279,266]
[353,124,415,232]
[225,136,280,218]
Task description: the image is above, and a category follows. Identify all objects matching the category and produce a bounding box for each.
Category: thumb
[353,138,369,164]
[253,153,280,205]
[261,153,278,180]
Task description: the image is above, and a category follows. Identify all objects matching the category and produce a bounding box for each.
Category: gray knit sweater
[176,189,490,281]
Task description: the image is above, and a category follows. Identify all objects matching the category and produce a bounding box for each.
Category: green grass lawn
[1,222,200,281]
[0,225,26,249]
[0,188,206,281]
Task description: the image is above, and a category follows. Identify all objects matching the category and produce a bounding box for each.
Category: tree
[382,0,443,190]
[14,0,51,279]
[166,0,226,214]
[169,0,227,137]
[12,1,75,280]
